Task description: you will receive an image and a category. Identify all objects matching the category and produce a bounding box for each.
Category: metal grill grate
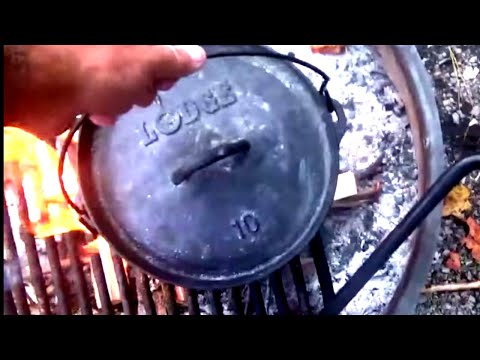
[4,154,480,315]
[3,186,339,315]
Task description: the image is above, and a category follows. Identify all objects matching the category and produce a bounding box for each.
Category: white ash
[268,45,419,315]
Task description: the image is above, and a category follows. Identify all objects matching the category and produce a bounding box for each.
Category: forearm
[3,45,81,137]
[4,45,31,127]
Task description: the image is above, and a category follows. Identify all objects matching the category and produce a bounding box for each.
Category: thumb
[150,45,207,79]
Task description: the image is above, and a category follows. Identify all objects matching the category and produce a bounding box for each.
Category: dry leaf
[466,217,480,240]
[442,185,472,218]
[310,45,345,55]
[463,217,480,262]
[445,251,462,271]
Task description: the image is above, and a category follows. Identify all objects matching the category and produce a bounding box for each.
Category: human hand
[4,45,207,139]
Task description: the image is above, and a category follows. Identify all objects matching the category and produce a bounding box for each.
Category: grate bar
[44,236,70,315]
[91,253,114,315]
[111,252,134,315]
[125,265,139,313]
[64,231,92,315]
[310,232,335,305]
[3,195,31,315]
[12,177,52,315]
[230,287,244,315]
[3,272,18,315]
[186,289,200,315]
[162,283,178,315]
[270,271,291,315]
[208,290,224,315]
[136,270,156,315]
[289,256,312,314]
[21,230,52,315]
[249,282,266,315]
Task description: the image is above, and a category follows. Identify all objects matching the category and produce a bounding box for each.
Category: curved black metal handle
[328,95,348,146]
[319,154,480,315]
[171,139,251,186]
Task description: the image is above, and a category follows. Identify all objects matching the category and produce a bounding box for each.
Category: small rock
[463,66,479,81]
[469,56,478,64]
[384,103,395,111]
[471,105,480,118]
[452,112,460,124]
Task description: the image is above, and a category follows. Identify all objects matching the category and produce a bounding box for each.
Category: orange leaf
[471,246,480,262]
[445,251,462,271]
[462,217,480,263]
[442,185,472,218]
[310,45,345,55]
[466,217,480,242]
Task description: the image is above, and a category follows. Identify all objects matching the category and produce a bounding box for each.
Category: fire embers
[4,127,85,238]
[310,45,346,55]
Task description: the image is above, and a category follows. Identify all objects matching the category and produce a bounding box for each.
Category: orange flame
[4,127,86,238]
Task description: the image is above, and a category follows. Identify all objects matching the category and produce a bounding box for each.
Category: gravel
[415,45,480,315]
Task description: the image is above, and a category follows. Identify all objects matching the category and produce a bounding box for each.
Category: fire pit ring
[3,45,447,316]
[373,45,445,314]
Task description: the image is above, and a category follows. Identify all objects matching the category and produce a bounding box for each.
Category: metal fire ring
[373,45,445,314]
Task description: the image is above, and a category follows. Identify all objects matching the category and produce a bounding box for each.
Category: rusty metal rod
[64,231,92,315]
[230,287,244,315]
[269,271,291,315]
[3,194,30,315]
[3,272,18,315]
[310,232,335,305]
[186,288,200,315]
[20,229,51,315]
[44,236,70,315]
[249,282,266,315]
[208,290,223,315]
[125,265,138,314]
[136,270,156,315]
[162,283,178,315]
[111,252,134,315]
[289,256,312,315]
[10,172,51,314]
[90,254,114,315]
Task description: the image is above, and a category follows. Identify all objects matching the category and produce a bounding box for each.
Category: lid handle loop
[171,139,251,186]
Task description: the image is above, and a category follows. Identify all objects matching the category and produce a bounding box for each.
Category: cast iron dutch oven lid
[76,45,343,289]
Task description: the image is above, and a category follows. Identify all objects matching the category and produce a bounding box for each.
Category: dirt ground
[414,45,479,315]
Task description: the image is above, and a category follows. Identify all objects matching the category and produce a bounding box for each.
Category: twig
[422,280,480,294]
[448,46,462,107]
